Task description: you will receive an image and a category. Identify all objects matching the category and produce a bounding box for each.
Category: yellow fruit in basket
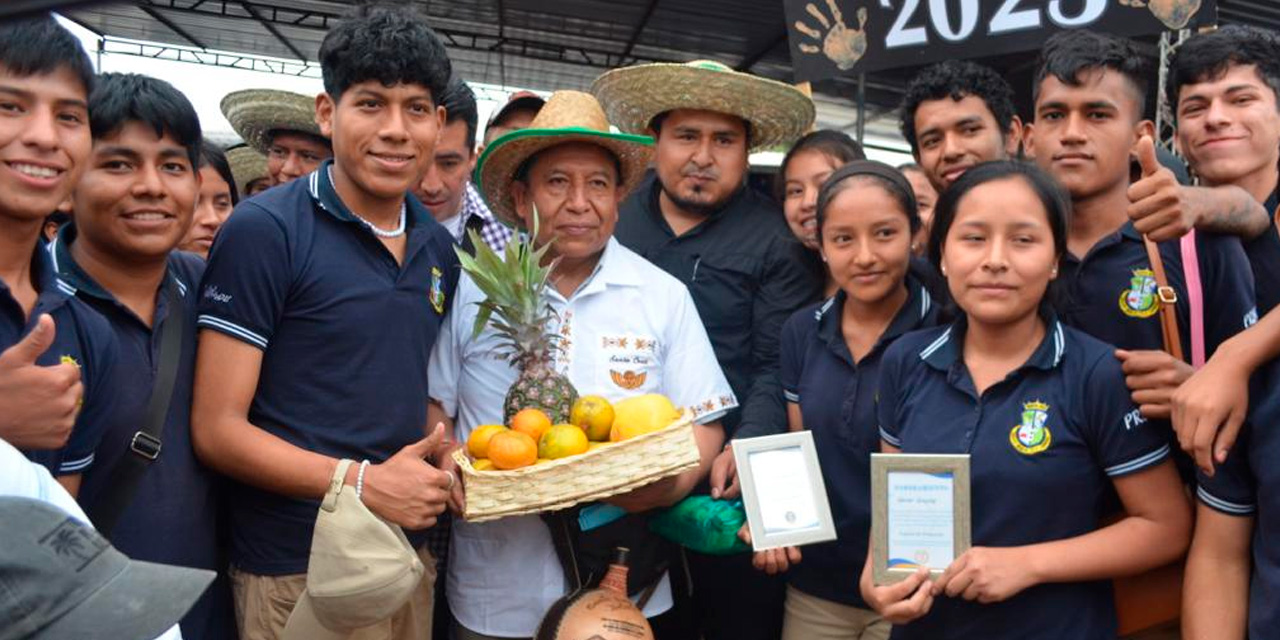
[473,459,495,471]
[570,395,615,442]
[467,424,509,459]
[610,394,680,442]
[511,408,553,442]
[535,458,554,465]
[488,431,538,470]
[539,423,590,459]
[587,442,611,452]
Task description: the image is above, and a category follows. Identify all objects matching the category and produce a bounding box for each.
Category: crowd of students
[2,5,1279,640]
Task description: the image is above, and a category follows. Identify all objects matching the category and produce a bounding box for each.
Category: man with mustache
[594,59,820,640]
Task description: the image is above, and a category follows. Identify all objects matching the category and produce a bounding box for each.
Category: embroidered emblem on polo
[428,267,446,314]
[1119,268,1160,318]
[60,355,83,412]
[610,369,646,390]
[1010,400,1052,455]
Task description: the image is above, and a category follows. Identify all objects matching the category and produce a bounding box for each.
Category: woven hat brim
[475,128,655,227]
[591,64,815,152]
[225,147,269,196]
[221,90,325,155]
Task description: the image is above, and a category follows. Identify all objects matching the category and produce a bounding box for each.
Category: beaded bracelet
[356,459,371,499]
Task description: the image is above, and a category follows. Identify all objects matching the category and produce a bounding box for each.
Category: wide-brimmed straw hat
[590,59,815,152]
[225,144,269,196]
[221,89,326,155]
[475,90,654,227]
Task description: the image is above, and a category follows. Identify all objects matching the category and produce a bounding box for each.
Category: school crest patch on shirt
[428,266,446,314]
[1010,400,1052,455]
[1118,268,1160,318]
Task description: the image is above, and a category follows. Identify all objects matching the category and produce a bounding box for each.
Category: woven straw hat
[475,90,654,227]
[225,145,269,196]
[220,89,325,155]
[590,60,815,152]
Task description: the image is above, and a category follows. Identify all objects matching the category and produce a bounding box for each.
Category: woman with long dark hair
[860,161,1191,639]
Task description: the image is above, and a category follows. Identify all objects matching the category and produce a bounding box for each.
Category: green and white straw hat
[475,90,654,227]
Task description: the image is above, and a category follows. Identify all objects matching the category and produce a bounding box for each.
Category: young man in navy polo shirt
[191,6,458,639]
[50,72,233,640]
[1024,31,1257,429]
[0,16,122,494]
[1168,27,1280,474]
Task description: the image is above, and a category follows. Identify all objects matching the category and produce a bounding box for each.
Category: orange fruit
[473,459,495,471]
[487,431,538,470]
[539,424,590,460]
[467,424,509,459]
[587,442,610,452]
[511,408,553,442]
[570,396,615,442]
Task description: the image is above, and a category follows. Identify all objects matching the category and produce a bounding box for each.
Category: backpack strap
[1179,230,1206,368]
[1141,236,1184,362]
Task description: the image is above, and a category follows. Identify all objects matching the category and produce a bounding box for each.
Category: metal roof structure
[21,1,1280,149]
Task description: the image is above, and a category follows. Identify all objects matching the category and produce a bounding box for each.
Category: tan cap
[281,460,425,640]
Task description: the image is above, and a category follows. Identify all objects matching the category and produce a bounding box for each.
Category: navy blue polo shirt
[50,226,231,639]
[1195,357,1280,640]
[1059,221,1256,359]
[877,316,1170,640]
[779,278,938,607]
[4,241,120,476]
[1243,188,1280,316]
[196,160,460,575]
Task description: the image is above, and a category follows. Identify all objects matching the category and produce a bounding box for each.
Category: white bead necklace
[328,167,407,238]
[352,205,406,238]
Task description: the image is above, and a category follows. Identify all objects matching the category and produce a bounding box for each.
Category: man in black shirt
[592,59,820,640]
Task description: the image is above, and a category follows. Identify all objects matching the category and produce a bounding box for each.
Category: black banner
[785,0,1218,82]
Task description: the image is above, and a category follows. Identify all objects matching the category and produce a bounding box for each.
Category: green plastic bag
[648,495,751,555]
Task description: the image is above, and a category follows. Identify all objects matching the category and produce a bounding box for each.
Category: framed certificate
[733,431,837,551]
[871,453,971,585]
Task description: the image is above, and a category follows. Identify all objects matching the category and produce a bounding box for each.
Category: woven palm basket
[453,414,699,523]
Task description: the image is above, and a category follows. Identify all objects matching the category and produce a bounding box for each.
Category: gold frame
[870,453,972,585]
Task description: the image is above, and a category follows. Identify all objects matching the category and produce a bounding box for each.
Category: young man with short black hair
[1169,27,1280,475]
[899,60,1024,194]
[50,71,233,640]
[191,5,459,638]
[0,14,122,496]
[414,75,511,253]
[1026,30,1256,450]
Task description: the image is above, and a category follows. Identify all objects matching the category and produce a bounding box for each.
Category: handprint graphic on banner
[793,0,868,71]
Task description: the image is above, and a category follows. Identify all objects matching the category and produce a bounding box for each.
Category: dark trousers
[662,550,786,640]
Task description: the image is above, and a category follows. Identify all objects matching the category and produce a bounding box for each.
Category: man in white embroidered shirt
[428,91,735,640]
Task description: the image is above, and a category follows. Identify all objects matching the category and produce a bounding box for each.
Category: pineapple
[455,214,579,424]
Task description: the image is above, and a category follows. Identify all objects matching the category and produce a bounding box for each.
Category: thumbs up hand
[358,422,453,529]
[1127,135,1194,241]
[0,315,84,450]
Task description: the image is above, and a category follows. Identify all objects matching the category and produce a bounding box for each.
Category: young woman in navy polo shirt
[860,162,1191,639]
[746,160,940,640]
